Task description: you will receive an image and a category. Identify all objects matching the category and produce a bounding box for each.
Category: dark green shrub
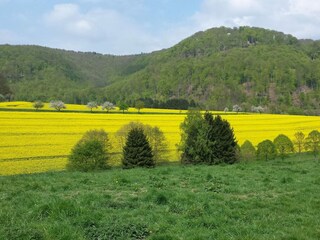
[122,127,154,168]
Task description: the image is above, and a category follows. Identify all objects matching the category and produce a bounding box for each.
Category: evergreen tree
[123,127,154,168]
[204,111,218,164]
[209,114,238,164]
[180,111,238,165]
[116,122,169,164]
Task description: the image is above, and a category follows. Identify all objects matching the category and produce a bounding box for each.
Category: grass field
[0,155,319,239]
[0,102,319,175]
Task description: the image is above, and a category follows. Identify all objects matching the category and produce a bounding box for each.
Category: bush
[67,129,110,171]
[122,127,154,168]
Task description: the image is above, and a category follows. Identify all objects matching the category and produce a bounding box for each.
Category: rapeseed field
[0,102,319,175]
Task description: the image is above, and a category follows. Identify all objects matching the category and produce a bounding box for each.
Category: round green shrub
[67,129,110,171]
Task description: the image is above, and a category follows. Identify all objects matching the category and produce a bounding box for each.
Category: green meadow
[1,154,319,240]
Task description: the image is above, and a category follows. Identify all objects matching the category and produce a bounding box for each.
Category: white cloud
[192,0,320,39]
[288,0,320,15]
[35,0,320,54]
[44,3,160,54]
[45,3,92,36]
[46,3,79,23]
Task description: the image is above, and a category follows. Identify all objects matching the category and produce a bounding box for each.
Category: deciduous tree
[49,100,66,111]
[135,100,145,113]
[293,131,305,154]
[67,129,110,171]
[257,140,277,161]
[87,101,98,112]
[273,134,294,159]
[33,101,44,111]
[304,130,320,160]
[179,110,206,164]
[118,102,129,113]
[101,101,115,112]
[240,140,256,161]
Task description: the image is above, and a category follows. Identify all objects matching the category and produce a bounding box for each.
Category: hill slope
[1,26,320,114]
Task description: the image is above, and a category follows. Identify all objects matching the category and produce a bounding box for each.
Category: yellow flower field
[0,102,319,175]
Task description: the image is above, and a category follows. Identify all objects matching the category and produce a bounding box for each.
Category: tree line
[67,110,320,172]
[241,130,320,161]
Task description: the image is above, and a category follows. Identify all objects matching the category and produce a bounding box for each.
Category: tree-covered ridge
[1,26,320,114]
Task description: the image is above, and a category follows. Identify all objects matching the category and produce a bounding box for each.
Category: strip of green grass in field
[0,154,319,240]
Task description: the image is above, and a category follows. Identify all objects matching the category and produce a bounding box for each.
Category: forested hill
[1,26,320,114]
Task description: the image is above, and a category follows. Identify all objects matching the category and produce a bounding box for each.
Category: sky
[0,0,320,55]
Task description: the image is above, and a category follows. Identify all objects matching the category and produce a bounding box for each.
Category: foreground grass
[1,155,320,239]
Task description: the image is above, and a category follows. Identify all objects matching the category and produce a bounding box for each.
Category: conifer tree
[210,115,238,164]
[180,111,238,165]
[123,127,154,168]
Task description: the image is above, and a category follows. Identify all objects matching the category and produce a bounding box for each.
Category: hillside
[1,26,320,114]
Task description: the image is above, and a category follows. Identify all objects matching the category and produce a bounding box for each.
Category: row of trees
[67,111,240,172]
[32,100,146,113]
[33,99,268,115]
[67,111,319,172]
[241,130,320,161]
[224,104,265,113]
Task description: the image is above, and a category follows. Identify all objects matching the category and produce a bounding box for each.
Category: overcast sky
[0,0,320,55]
